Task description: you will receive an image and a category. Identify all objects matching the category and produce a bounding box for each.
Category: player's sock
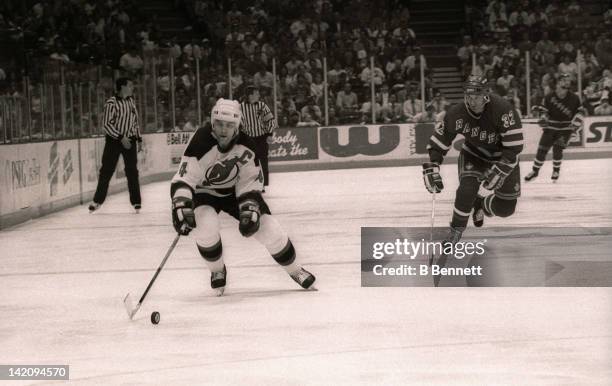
[552,160,561,181]
[451,205,471,229]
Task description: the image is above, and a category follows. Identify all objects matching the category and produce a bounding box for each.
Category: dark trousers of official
[93,135,141,205]
[250,134,270,186]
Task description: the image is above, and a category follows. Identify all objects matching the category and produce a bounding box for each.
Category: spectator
[412,103,437,122]
[535,31,557,64]
[253,66,274,91]
[402,89,423,121]
[327,61,346,88]
[285,54,303,74]
[457,35,476,67]
[241,32,258,57]
[119,46,144,76]
[360,93,383,123]
[381,93,403,123]
[594,95,612,115]
[300,96,322,123]
[430,90,450,114]
[557,55,577,82]
[310,72,324,103]
[360,60,385,86]
[296,111,320,127]
[336,83,358,116]
[497,68,514,94]
[595,32,612,69]
[50,44,70,64]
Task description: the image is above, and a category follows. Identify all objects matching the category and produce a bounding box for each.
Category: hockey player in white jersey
[170,99,315,295]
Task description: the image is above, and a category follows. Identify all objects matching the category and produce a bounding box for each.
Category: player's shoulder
[569,92,581,104]
[235,133,259,155]
[444,102,466,121]
[487,94,513,113]
[184,123,216,159]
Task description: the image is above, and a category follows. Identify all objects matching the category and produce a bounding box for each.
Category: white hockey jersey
[171,123,264,198]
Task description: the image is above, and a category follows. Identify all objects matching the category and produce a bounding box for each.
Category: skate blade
[214,288,225,297]
[306,285,318,291]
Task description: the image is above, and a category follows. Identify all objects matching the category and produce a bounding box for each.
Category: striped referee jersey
[102,95,140,139]
[240,100,277,137]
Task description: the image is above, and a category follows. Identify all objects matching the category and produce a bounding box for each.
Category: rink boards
[1,117,611,229]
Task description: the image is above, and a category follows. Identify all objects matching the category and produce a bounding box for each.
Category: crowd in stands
[2,0,612,140]
[462,0,612,116]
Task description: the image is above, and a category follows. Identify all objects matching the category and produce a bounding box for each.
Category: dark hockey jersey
[536,92,583,131]
[427,94,523,165]
[171,123,264,197]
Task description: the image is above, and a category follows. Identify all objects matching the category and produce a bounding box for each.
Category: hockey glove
[422,162,444,193]
[238,197,261,237]
[172,196,196,235]
[480,162,513,191]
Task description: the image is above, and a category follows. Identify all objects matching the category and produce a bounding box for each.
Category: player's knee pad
[197,239,222,262]
[253,214,289,255]
[492,197,517,217]
[191,205,221,247]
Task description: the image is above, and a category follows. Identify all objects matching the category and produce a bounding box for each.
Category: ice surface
[0,159,611,385]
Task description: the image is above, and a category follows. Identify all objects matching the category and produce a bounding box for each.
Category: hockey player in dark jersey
[170,99,315,295]
[423,75,524,245]
[525,74,585,182]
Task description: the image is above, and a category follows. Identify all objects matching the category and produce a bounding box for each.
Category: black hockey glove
[238,197,261,237]
[422,162,443,193]
[481,162,513,190]
[172,196,196,235]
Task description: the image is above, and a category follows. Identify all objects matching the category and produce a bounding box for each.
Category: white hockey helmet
[211,98,242,126]
[211,98,242,149]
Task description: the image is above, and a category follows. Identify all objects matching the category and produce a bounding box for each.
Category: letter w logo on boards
[320,125,400,157]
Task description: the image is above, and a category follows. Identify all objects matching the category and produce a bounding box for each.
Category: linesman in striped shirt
[240,85,277,188]
[422,75,524,244]
[89,77,142,213]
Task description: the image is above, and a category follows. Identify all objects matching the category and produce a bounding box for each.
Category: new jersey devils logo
[203,151,253,186]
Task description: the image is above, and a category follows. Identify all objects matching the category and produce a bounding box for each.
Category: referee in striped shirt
[240,85,277,188]
[89,77,142,213]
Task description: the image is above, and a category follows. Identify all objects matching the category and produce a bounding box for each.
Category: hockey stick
[123,234,181,320]
[427,191,436,266]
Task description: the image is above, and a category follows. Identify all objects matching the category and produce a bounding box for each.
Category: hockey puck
[151,311,160,324]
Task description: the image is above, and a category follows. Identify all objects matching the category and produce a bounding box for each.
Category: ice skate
[289,267,316,290]
[211,265,227,296]
[88,202,101,213]
[472,196,485,228]
[133,204,141,214]
[551,170,560,182]
[524,170,539,182]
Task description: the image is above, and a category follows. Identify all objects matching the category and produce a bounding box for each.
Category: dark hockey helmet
[463,75,489,95]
